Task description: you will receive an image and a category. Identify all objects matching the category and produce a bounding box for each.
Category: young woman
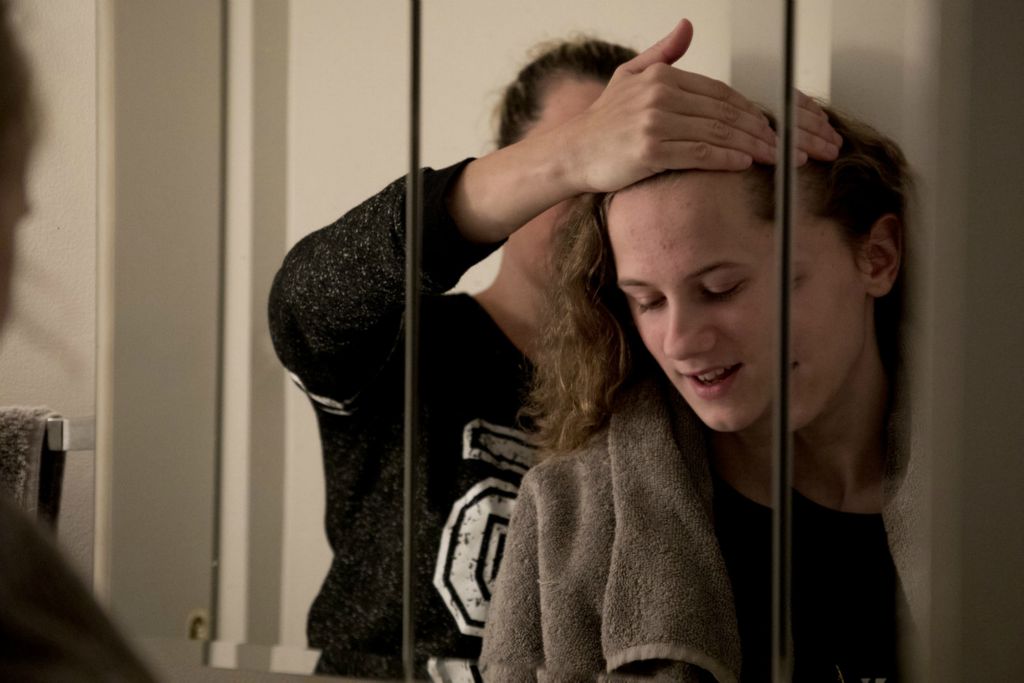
[269,20,840,678]
[480,108,914,682]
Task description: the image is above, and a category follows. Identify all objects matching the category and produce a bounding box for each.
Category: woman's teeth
[697,366,731,384]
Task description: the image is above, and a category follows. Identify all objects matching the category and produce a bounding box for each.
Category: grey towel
[481,377,741,681]
[482,373,922,680]
[602,379,741,679]
[0,406,55,515]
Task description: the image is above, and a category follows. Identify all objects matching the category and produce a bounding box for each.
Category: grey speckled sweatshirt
[268,160,538,680]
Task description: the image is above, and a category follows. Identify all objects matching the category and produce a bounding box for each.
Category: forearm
[269,161,499,401]
[447,125,581,245]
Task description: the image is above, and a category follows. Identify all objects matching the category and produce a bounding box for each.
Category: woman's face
[607,171,883,435]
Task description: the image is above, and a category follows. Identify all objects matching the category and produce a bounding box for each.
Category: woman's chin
[683,396,773,434]
[688,405,754,433]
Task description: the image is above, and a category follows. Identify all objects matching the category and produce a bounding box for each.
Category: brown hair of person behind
[523,105,913,454]
[0,0,32,146]
[495,37,637,149]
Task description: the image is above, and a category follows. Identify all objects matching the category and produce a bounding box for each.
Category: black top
[712,472,901,682]
[269,162,537,679]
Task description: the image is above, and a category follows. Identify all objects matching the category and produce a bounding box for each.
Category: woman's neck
[710,345,890,514]
[473,261,546,360]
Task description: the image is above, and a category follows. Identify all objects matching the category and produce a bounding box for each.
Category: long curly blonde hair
[523,106,912,454]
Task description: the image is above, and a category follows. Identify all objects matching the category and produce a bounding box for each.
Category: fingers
[796,90,826,118]
[794,128,836,164]
[795,92,842,161]
[621,18,694,75]
[611,46,846,173]
[795,104,841,161]
[655,85,775,147]
[654,111,775,164]
[657,140,754,172]
[665,68,770,127]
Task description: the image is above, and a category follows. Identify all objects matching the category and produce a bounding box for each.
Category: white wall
[98,0,223,646]
[0,0,97,579]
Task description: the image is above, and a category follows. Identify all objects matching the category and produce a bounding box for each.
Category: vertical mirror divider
[207,0,230,658]
[404,0,423,680]
[772,0,796,681]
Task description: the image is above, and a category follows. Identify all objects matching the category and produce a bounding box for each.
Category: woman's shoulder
[520,433,615,521]
[525,432,610,481]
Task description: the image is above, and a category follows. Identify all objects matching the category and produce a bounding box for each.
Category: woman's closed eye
[699,281,745,302]
[634,296,666,314]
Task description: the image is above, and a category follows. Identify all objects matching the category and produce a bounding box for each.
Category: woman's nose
[662,309,716,360]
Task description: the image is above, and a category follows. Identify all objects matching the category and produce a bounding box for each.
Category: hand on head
[560,18,842,194]
[794,89,843,164]
[447,20,844,255]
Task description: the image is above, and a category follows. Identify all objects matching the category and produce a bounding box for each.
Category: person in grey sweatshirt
[481,107,918,682]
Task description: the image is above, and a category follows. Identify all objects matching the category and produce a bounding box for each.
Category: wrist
[448,129,583,244]
[541,113,589,196]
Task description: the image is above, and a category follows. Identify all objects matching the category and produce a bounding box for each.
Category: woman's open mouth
[686,363,742,398]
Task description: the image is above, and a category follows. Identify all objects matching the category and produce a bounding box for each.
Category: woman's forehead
[607,173,766,252]
[606,173,850,282]
[606,180,772,288]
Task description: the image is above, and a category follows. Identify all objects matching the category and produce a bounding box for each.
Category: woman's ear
[859,213,902,297]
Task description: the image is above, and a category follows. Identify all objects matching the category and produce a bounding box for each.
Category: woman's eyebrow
[618,261,743,288]
[685,261,743,280]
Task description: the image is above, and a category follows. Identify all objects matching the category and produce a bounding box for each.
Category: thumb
[621,18,693,74]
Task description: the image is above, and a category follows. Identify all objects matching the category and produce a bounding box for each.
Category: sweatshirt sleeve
[479,471,545,681]
[267,159,502,412]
